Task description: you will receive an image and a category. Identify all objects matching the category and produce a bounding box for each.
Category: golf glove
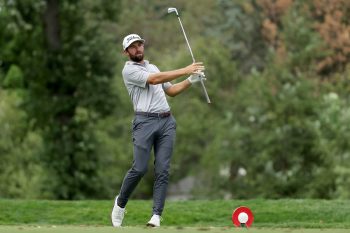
[187,72,206,84]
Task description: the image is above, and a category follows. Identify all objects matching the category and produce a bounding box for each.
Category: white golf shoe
[147,214,161,227]
[111,196,125,227]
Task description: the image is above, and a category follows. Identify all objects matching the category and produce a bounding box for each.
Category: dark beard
[130,53,144,62]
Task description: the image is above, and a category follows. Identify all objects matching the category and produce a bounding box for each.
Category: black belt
[135,111,171,118]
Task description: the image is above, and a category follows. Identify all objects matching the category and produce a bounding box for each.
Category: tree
[1,0,121,199]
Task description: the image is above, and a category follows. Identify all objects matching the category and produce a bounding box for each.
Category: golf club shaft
[199,79,211,103]
[177,17,195,63]
[176,16,211,104]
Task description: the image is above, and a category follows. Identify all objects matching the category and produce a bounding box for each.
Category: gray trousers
[117,114,176,215]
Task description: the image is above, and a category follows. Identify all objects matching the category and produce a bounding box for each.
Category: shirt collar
[126,60,149,66]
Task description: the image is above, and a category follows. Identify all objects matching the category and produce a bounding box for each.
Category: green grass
[0,199,349,229]
[1,226,350,233]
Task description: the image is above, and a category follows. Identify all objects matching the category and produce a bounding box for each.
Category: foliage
[189,0,350,200]
[0,90,44,198]
[311,0,350,74]
[0,0,350,200]
[1,0,121,199]
[213,0,269,73]
[316,68,350,199]
[226,70,334,198]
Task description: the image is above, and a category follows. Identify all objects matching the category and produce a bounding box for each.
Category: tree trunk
[44,0,61,51]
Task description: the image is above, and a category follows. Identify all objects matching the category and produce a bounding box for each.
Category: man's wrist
[180,67,190,76]
[187,76,193,84]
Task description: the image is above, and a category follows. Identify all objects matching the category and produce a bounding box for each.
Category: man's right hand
[184,62,205,75]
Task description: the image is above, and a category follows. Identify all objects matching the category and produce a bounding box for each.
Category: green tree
[0,89,44,198]
[213,0,269,73]
[317,68,350,199]
[1,0,121,199]
[188,1,344,199]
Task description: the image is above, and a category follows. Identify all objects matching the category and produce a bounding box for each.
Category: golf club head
[167,7,178,16]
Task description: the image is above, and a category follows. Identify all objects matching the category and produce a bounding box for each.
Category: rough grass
[0,199,349,229]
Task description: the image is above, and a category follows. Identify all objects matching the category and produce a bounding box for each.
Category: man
[111,34,205,227]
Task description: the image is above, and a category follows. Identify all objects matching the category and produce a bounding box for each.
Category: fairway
[1,226,350,233]
[1,199,349,233]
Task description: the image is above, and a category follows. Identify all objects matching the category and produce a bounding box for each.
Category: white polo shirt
[122,60,172,113]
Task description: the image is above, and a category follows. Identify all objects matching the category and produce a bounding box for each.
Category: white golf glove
[187,72,206,84]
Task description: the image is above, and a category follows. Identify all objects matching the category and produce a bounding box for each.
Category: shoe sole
[146,221,160,227]
[146,223,159,227]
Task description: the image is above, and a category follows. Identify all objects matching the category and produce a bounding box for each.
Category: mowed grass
[0,199,349,229]
[1,226,350,233]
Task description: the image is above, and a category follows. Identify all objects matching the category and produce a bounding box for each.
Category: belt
[135,111,171,118]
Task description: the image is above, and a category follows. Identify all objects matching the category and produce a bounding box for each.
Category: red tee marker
[232,206,254,228]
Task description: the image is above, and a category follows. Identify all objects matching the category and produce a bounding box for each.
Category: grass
[1,226,350,233]
[0,199,349,229]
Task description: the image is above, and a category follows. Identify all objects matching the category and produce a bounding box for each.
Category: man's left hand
[187,72,206,84]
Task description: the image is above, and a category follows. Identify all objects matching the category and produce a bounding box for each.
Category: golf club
[168,7,211,104]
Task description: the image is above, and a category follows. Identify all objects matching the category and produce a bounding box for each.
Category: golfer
[111,34,205,227]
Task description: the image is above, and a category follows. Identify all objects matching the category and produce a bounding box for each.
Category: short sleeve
[122,65,149,88]
[162,82,172,90]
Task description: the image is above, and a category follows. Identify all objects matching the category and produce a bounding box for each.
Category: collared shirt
[122,60,172,113]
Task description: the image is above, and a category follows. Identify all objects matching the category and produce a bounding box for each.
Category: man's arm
[164,79,192,97]
[147,62,204,85]
[164,72,206,97]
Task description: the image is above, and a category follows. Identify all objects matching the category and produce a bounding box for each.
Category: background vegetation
[1,0,350,200]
